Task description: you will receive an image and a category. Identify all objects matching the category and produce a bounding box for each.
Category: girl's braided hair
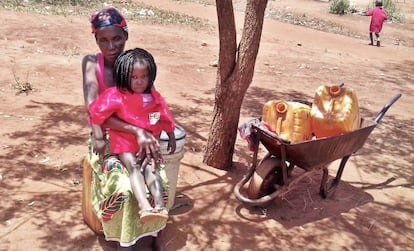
[113,47,157,93]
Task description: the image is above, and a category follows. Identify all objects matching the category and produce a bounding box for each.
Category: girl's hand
[168,137,176,154]
[166,132,176,154]
[93,139,106,155]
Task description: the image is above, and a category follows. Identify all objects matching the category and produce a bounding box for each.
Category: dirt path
[0,1,413,250]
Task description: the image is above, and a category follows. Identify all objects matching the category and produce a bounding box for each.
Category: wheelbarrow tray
[253,119,376,171]
[234,93,401,207]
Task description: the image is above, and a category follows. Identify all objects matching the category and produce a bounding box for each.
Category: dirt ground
[1,0,413,250]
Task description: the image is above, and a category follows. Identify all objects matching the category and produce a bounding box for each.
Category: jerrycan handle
[275,102,288,134]
[291,83,344,107]
[374,93,402,124]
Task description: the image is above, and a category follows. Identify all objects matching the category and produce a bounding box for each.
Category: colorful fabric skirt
[87,135,169,247]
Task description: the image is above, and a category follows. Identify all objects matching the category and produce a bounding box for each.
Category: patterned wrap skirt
[87,134,169,247]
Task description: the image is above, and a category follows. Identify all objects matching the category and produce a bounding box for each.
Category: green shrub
[329,0,350,15]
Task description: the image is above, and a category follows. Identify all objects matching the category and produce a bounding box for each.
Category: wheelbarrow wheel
[247,155,283,199]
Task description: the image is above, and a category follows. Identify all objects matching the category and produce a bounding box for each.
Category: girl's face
[130,61,150,94]
[95,26,128,65]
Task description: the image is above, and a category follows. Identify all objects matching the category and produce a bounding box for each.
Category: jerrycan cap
[329,85,343,97]
[276,102,288,113]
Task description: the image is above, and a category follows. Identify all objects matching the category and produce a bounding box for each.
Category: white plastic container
[159,125,186,209]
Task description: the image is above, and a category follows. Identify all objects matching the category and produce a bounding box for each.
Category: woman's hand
[140,157,158,173]
[135,128,162,169]
[90,124,106,155]
[101,117,163,169]
[93,139,106,155]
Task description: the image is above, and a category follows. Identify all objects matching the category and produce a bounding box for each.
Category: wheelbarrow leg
[280,144,289,185]
[320,167,329,198]
[287,162,295,177]
[333,155,351,185]
[320,155,351,198]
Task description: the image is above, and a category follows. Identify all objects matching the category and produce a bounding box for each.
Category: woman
[81,7,167,251]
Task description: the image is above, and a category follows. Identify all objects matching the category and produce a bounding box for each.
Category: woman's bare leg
[153,230,167,251]
[116,244,133,251]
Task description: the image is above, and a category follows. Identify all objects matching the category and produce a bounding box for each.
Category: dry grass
[12,72,33,95]
[0,0,211,30]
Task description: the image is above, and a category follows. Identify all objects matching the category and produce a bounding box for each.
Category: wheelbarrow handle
[374,93,402,124]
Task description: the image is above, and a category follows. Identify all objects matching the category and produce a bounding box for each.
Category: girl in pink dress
[89,48,176,223]
[366,0,388,47]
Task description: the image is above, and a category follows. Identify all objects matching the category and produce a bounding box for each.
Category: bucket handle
[374,93,402,124]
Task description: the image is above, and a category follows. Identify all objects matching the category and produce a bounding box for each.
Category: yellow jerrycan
[311,85,360,138]
[262,100,312,143]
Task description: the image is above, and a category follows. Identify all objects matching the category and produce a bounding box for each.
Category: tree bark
[203,0,268,170]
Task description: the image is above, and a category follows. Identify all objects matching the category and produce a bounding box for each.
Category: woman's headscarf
[90,7,128,33]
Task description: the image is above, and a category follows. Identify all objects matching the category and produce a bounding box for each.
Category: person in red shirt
[365,0,388,46]
[89,47,176,223]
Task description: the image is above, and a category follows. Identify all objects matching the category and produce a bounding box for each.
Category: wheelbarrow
[234,93,402,207]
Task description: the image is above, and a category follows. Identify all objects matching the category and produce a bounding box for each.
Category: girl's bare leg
[119,153,152,211]
[144,165,165,208]
[369,32,374,45]
[375,32,380,46]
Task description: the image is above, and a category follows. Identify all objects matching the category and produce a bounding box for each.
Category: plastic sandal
[154,207,169,216]
[139,208,169,222]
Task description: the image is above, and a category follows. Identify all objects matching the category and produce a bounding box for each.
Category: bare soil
[1,0,413,250]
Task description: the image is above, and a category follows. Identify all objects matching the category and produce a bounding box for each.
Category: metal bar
[374,93,402,124]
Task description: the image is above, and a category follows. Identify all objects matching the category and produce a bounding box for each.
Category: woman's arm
[103,117,162,162]
[82,54,107,154]
[90,123,106,154]
[82,54,100,110]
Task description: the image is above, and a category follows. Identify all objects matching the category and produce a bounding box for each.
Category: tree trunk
[203,0,268,170]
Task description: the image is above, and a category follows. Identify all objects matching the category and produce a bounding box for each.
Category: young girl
[89,47,176,222]
[365,0,388,47]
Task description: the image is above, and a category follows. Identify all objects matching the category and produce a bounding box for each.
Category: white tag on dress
[149,112,160,125]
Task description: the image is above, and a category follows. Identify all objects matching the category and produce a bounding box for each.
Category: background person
[365,0,388,46]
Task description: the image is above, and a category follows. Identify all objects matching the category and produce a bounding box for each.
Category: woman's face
[95,26,128,65]
[130,61,150,94]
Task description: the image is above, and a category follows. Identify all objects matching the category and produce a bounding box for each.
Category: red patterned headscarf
[90,7,128,34]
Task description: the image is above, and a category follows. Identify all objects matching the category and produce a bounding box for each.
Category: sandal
[154,206,169,216]
[139,208,169,222]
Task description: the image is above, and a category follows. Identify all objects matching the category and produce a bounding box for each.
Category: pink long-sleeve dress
[366,6,388,33]
[89,86,175,153]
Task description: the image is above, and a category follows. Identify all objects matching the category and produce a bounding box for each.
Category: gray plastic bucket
[159,125,186,209]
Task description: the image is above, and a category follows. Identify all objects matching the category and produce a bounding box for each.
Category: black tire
[247,155,283,199]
